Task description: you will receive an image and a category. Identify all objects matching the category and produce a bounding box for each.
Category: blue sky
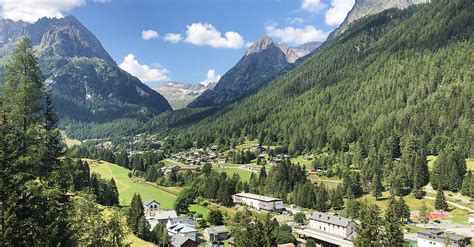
[1,0,355,87]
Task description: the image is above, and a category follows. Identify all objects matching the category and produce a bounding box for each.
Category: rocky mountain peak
[245,35,277,56]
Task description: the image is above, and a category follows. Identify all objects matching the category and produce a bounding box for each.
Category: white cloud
[1,0,85,23]
[325,0,355,26]
[184,22,244,49]
[300,0,326,13]
[119,54,170,83]
[266,24,329,45]
[199,69,221,86]
[164,33,183,43]
[142,30,159,40]
[287,17,304,25]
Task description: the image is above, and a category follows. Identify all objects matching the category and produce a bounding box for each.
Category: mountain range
[0,16,171,122]
[188,37,320,108]
[154,81,216,110]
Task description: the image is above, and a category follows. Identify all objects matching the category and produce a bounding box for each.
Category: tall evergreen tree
[354,203,383,247]
[128,193,145,234]
[435,188,448,211]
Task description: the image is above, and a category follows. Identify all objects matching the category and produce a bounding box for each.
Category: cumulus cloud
[119,54,170,83]
[325,0,355,26]
[142,30,159,40]
[164,33,183,43]
[300,0,326,13]
[266,24,329,45]
[184,22,244,49]
[199,69,221,86]
[1,0,85,23]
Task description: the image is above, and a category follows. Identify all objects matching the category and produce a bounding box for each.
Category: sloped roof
[205,225,228,235]
[143,199,160,206]
[309,211,352,227]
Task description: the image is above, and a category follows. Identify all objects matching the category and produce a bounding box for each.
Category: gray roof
[309,212,352,227]
[143,199,160,206]
[171,234,195,247]
[205,225,229,235]
[168,217,194,226]
[417,229,469,242]
[154,210,178,220]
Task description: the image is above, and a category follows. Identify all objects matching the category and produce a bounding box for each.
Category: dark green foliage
[293,212,306,224]
[383,196,404,247]
[208,210,224,225]
[127,193,145,235]
[0,37,126,245]
[461,170,472,196]
[232,211,279,247]
[276,224,296,245]
[431,147,467,191]
[434,188,448,211]
[174,188,196,214]
[151,223,169,245]
[354,204,383,247]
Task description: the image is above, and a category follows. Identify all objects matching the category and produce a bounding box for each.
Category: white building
[143,199,160,217]
[167,222,197,242]
[232,192,283,211]
[295,211,355,247]
[417,229,471,247]
[143,199,178,229]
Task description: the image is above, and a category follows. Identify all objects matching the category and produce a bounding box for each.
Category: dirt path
[425,196,472,211]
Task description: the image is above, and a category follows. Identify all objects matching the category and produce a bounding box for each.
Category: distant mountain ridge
[0,16,172,122]
[188,36,320,108]
[154,81,216,110]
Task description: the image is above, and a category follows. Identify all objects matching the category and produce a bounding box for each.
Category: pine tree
[371,173,383,200]
[354,203,383,247]
[383,196,404,247]
[461,170,472,196]
[418,201,430,223]
[109,178,120,206]
[435,188,448,211]
[128,193,145,234]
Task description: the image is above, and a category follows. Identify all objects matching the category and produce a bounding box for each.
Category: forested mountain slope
[0,16,172,122]
[157,0,473,156]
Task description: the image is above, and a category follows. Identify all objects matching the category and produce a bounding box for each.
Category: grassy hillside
[88,159,176,208]
[87,159,210,217]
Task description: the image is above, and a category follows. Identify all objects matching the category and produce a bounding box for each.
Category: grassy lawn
[290,155,313,168]
[87,159,209,215]
[214,167,254,182]
[60,130,81,148]
[189,204,211,218]
[87,159,177,208]
[162,158,187,167]
[358,192,470,224]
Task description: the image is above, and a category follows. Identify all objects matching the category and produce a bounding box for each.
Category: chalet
[203,225,229,242]
[147,210,178,229]
[417,229,471,247]
[295,211,355,247]
[162,166,181,174]
[210,145,219,151]
[218,155,227,164]
[143,200,160,216]
[177,166,200,174]
[233,192,283,211]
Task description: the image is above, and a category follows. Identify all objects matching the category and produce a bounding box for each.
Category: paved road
[415,221,474,238]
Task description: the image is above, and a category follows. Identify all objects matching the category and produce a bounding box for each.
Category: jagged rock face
[0,16,171,122]
[154,82,216,110]
[188,36,320,108]
[331,0,429,37]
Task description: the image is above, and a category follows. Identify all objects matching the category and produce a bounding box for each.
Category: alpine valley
[1,0,473,246]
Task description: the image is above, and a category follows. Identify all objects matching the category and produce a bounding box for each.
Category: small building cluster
[143,199,230,247]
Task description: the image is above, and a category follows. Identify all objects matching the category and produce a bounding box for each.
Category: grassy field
[214,167,254,182]
[60,130,81,148]
[87,159,209,216]
[358,191,470,224]
[88,159,177,208]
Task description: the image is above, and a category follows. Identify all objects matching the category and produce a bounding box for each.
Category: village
[122,141,474,247]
